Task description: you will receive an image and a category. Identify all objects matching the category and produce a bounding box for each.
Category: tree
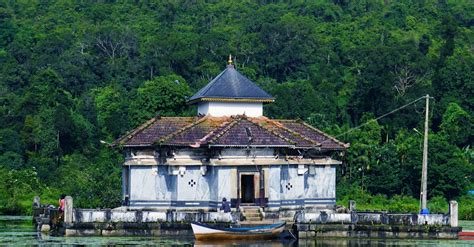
[366,141,403,196]
[265,80,321,119]
[0,7,15,47]
[433,51,474,127]
[343,114,382,190]
[440,103,472,147]
[428,134,472,200]
[129,75,191,126]
[0,0,472,215]
[92,84,130,140]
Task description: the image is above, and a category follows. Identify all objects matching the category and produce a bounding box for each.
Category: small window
[285,182,293,191]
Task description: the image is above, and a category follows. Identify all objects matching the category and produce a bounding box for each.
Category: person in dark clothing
[220,197,231,213]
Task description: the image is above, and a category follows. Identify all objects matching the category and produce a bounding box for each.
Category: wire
[414,101,424,115]
[320,95,429,144]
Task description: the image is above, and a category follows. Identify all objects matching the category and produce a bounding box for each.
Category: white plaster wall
[220,148,274,157]
[268,166,281,201]
[129,166,158,201]
[304,166,336,199]
[280,166,305,200]
[217,167,232,201]
[176,167,210,201]
[205,212,233,222]
[73,210,167,223]
[301,213,352,223]
[197,102,263,117]
[122,167,127,198]
[156,166,174,201]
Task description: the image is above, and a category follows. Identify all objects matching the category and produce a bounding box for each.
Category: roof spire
[227,54,234,68]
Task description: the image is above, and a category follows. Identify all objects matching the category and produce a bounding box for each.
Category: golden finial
[227,54,233,65]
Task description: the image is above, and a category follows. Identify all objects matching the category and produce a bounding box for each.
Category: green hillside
[0,1,472,217]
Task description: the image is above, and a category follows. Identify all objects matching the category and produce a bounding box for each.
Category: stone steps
[241,206,263,222]
[243,216,262,221]
[279,217,294,222]
[243,212,260,217]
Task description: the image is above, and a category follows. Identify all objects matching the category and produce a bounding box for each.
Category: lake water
[1,216,472,246]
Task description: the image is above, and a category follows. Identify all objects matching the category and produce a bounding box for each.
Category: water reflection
[194,238,473,247]
[194,239,297,247]
[0,216,472,246]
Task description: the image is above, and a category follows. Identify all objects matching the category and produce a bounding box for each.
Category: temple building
[114,57,348,213]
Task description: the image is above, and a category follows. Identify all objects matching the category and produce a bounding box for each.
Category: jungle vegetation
[0,1,472,218]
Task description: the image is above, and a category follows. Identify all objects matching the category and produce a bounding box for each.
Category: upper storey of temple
[115,56,349,151]
[188,55,274,117]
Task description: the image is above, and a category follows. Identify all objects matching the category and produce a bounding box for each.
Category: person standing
[220,197,231,213]
[58,194,66,212]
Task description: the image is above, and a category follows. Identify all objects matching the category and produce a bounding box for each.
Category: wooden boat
[191,221,286,240]
[459,231,474,240]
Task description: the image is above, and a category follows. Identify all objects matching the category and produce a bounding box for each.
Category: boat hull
[191,222,286,241]
[459,231,474,240]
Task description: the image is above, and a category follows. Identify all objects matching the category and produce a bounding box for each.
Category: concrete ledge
[63,222,227,236]
[302,213,351,224]
[296,223,462,239]
[102,229,161,236]
[298,212,449,226]
[73,209,232,224]
[65,229,101,236]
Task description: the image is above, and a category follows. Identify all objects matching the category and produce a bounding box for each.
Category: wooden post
[420,94,429,213]
[33,196,40,207]
[349,200,356,212]
[32,196,41,224]
[259,169,265,207]
[449,201,458,227]
[237,172,240,209]
[64,196,73,224]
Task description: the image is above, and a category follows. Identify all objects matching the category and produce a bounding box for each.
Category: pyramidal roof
[114,115,348,150]
[188,62,274,104]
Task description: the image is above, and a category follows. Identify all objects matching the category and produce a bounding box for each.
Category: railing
[32,206,63,230]
[296,211,450,226]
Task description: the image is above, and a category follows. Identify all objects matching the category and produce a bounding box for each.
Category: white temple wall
[128,166,177,207]
[197,101,263,117]
[280,165,305,201]
[129,166,159,201]
[176,166,210,202]
[220,148,274,157]
[305,165,336,199]
[124,156,338,210]
[268,166,282,208]
[217,167,233,202]
[157,166,176,201]
[122,167,128,200]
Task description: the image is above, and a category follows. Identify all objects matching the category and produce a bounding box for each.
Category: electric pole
[420,94,429,213]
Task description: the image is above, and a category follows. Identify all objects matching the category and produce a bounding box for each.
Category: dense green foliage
[0,1,472,217]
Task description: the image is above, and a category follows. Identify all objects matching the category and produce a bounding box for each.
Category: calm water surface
[1,216,472,246]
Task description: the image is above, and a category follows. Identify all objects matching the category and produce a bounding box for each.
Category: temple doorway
[241,174,255,203]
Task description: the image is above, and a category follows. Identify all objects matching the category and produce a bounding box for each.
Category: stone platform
[33,197,462,239]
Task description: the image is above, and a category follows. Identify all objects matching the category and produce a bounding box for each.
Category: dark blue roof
[188,65,274,104]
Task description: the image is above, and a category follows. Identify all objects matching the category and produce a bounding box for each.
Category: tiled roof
[187,65,274,104]
[210,119,291,147]
[114,117,195,146]
[114,115,348,150]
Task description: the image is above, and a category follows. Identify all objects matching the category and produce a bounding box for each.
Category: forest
[0,1,472,218]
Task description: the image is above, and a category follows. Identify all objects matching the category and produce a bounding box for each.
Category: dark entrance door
[241,175,255,203]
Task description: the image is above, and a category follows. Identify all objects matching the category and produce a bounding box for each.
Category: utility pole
[420,94,429,214]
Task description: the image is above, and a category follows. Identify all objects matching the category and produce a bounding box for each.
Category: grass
[337,188,474,220]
